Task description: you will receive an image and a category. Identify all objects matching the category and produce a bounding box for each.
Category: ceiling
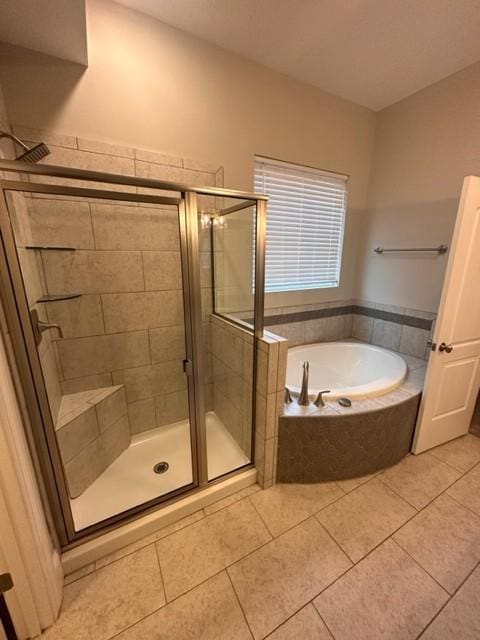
[0,0,87,65]
[114,0,480,110]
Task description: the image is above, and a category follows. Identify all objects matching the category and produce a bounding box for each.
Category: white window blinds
[254,156,347,293]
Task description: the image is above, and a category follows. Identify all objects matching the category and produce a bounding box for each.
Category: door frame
[0,160,267,547]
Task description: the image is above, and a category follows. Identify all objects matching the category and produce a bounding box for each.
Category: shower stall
[0,159,266,546]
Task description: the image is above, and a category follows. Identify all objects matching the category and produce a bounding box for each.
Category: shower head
[15,141,51,163]
[0,130,51,163]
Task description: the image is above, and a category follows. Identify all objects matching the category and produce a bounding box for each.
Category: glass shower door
[1,185,198,536]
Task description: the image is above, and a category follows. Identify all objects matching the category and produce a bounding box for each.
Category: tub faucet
[297,361,310,406]
[314,390,331,407]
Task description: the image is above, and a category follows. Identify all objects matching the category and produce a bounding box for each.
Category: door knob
[439,342,453,353]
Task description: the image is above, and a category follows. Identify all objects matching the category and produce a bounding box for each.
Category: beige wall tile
[127,398,156,434]
[112,365,155,403]
[156,498,270,600]
[155,389,189,427]
[58,331,150,379]
[42,250,144,294]
[228,517,351,639]
[57,406,99,464]
[39,144,135,175]
[61,373,113,395]
[26,198,94,249]
[77,138,134,158]
[134,148,182,167]
[101,291,184,333]
[142,251,182,291]
[352,314,374,342]
[41,341,63,421]
[96,387,127,432]
[149,325,186,364]
[13,124,77,149]
[64,437,105,498]
[17,248,46,307]
[91,203,180,251]
[46,295,104,339]
[100,414,130,468]
[371,318,402,351]
[135,160,215,187]
[399,325,429,359]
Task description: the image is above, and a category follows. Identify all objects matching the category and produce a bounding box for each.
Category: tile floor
[42,433,480,640]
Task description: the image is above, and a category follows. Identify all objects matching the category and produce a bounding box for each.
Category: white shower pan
[71,412,249,531]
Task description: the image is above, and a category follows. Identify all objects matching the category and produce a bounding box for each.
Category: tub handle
[314,390,331,407]
[284,387,294,404]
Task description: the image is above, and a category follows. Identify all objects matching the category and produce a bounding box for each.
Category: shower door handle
[183,359,193,376]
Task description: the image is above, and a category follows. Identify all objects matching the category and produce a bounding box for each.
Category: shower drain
[153,461,169,474]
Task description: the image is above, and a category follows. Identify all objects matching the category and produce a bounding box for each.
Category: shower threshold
[71,412,250,531]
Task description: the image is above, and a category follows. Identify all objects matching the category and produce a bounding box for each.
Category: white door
[413,175,480,453]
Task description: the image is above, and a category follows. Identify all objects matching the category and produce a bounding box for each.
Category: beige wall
[355,61,480,313]
[0,0,376,311]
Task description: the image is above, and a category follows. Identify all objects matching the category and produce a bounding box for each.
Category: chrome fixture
[284,387,293,404]
[374,244,448,255]
[297,361,310,406]
[338,397,352,407]
[30,308,63,345]
[438,342,453,353]
[0,130,50,163]
[313,390,331,407]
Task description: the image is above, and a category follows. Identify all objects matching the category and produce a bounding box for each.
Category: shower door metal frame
[0,160,266,547]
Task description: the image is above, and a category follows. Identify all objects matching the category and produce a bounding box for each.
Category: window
[254,156,347,293]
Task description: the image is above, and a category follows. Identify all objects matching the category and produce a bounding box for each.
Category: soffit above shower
[0,0,88,65]
[114,0,480,111]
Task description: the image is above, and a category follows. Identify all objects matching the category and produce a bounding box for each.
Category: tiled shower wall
[211,315,254,455]
[266,299,435,360]
[12,124,222,436]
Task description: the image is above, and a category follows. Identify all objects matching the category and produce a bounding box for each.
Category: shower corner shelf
[26,245,76,251]
[37,293,82,303]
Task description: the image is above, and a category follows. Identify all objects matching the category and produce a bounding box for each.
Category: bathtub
[286,341,407,400]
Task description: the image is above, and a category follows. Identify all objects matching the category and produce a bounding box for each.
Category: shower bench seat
[54,386,130,498]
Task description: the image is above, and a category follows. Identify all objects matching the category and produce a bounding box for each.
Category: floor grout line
[413,559,480,640]
[225,569,255,639]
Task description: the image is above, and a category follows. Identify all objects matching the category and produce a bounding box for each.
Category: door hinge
[183,359,193,376]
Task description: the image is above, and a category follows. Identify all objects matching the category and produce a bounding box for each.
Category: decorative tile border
[263,304,434,331]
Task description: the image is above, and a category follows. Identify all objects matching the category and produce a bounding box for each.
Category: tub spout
[297,361,310,406]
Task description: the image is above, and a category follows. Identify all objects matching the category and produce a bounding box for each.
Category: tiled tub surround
[265,299,435,360]
[56,386,129,498]
[277,358,426,483]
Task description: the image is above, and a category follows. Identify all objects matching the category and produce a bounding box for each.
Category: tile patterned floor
[42,434,480,640]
